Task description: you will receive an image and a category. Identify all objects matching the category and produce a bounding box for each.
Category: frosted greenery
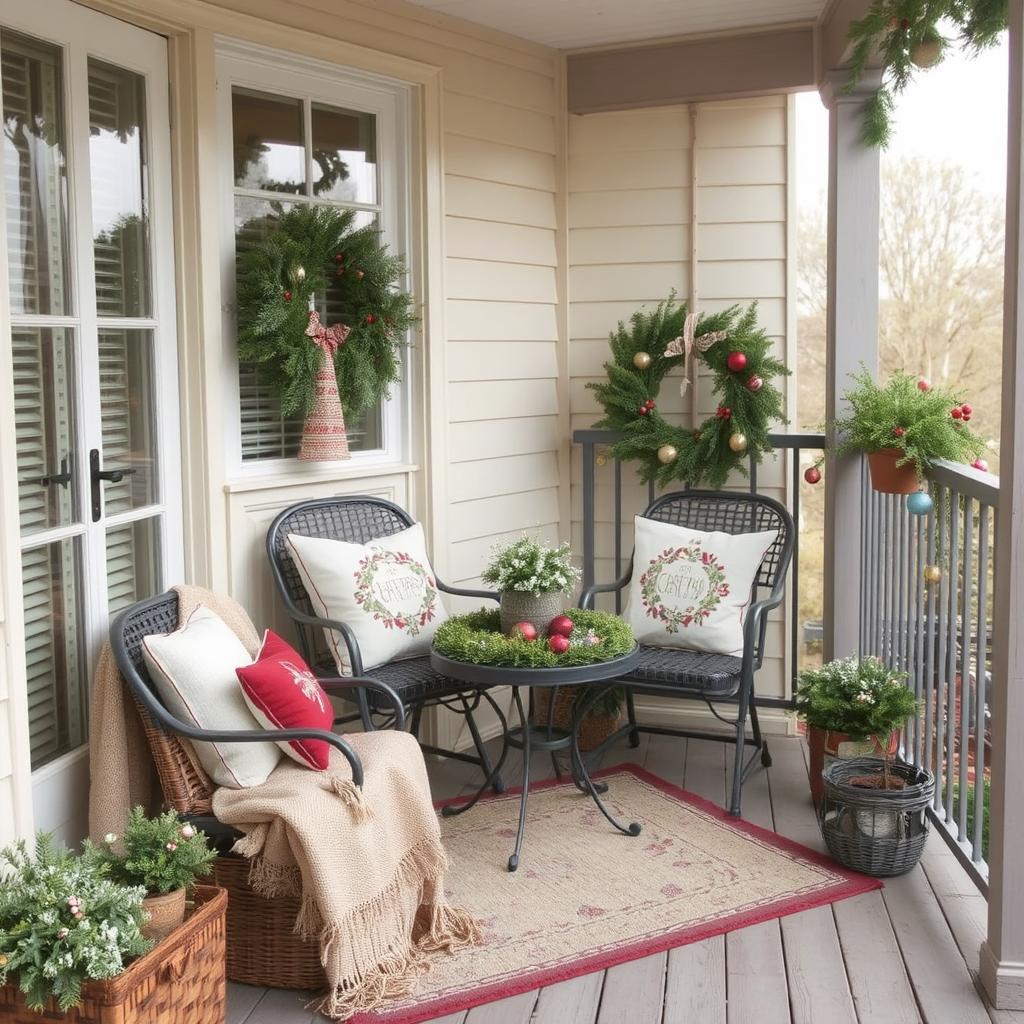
[481,537,581,596]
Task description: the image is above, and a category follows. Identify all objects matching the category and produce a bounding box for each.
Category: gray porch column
[981,0,1024,1008]
[820,72,881,660]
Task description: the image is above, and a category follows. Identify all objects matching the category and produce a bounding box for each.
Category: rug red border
[353,762,882,1024]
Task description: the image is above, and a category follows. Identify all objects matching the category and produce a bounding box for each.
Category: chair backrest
[109,592,215,814]
[641,490,794,596]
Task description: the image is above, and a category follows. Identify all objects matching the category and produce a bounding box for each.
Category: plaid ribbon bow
[305,310,351,356]
[663,312,729,398]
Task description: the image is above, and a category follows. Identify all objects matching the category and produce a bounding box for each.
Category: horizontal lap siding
[568,97,793,703]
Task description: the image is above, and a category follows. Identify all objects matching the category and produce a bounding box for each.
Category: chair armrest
[741,591,786,677]
[281,604,365,676]
[319,676,406,729]
[579,572,632,610]
[436,577,499,603]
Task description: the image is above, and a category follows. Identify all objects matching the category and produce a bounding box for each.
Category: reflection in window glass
[311,103,377,204]
[106,518,160,616]
[1,31,71,315]
[232,88,305,194]
[88,60,151,317]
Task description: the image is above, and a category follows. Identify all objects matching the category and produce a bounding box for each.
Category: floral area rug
[353,764,880,1023]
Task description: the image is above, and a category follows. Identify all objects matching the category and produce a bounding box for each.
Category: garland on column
[235,204,416,419]
[587,298,789,489]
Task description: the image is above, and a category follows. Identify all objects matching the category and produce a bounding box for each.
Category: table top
[430,644,640,688]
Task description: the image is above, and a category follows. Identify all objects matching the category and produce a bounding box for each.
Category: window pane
[106,518,160,616]
[88,60,151,317]
[22,537,86,769]
[1,31,71,315]
[99,328,157,513]
[13,326,77,535]
[311,103,377,204]
[232,88,304,194]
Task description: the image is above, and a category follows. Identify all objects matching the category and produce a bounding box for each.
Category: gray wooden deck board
[234,732,1001,1024]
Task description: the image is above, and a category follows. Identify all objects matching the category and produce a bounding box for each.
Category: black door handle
[90,448,138,521]
[29,455,72,489]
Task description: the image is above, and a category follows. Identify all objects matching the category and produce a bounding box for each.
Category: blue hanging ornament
[907,490,934,516]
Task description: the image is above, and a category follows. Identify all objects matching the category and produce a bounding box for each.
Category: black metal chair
[266,495,506,792]
[579,490,795,816]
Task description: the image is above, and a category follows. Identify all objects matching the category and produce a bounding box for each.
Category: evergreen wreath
[588,297,789,489]
[235,204,417,418]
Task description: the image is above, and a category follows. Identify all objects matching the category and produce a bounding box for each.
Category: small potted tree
[797,656,919,805]
[833,370,986,493]
[483,536,581,636]
[90,808,217,941]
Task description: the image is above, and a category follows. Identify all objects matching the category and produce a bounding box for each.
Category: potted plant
[0,833,227,1022]
[482,536,582,636]
[797,656,919,805]
[89,808,217,941]
[833,370,986,493]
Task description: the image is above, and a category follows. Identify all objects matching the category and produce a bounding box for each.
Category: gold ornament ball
[924,564,942,584]
[633,351,652,370]
[657,444,678,465]
[293,264,306,283]
[728,432,748,453]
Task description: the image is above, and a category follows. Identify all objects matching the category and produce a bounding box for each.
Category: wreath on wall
[235,204,417,419]
[587,297,789,489]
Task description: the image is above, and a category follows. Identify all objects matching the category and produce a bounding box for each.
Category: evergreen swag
[235,204,417,419]
[588,298,788,489]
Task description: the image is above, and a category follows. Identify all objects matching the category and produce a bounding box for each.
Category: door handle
[90,448,138,522]
[29,455,72,489]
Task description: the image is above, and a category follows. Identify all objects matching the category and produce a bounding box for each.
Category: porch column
[981,0,1024,1008]
[819,72,881,660]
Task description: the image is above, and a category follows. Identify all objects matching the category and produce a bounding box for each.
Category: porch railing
[573,428,827,707]
[861,460,998,891]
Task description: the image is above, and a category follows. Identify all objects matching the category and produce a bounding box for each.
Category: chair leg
[463,696,505,794]
[409,701,424,739]
[749,700,771,768]
[625,690,641,748]
[729,679,754,817]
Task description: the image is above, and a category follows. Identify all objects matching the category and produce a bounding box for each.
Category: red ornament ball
[961,403,973,416]
[645,399,655,410]
[973,458,989,472]
[548,634,570,655]
[512,621,537,642]
[918,378,930,391]
[893,426,906,438]
[335,267,345,277]
[901,17,910,29]
[804,466,822,485]
[638,405,649,416]
[334,253,344,263]
[951,407,963,420]
[283,290,293,301]
[726,351,748,373]
[716,405,732,419]
[548,615,574,638]
[365,313,377,324]
[746,374,764,393]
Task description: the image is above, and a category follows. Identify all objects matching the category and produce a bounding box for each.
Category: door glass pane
[21,537,86,769]
[232,88,304,194]
[88,60,151,317]
[311,103,376,204]
[106,517,160,616]
[99,327,157,513]
[13,326,77,535]
[1,30,71,315]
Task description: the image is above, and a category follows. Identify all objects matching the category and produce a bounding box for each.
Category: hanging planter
[866,448,920,494]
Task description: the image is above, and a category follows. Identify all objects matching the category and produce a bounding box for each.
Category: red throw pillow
[236,631,334,771]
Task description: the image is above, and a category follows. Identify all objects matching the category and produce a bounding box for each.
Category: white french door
[0,0,182,842]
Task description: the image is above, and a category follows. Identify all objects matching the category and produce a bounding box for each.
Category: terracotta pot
[141,886,187,942]
[499,591,565,637]
[807,727,899,806]
[866,448,919,494]
[533,686,621,752]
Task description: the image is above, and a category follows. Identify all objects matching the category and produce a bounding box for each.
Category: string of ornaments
[588,298,788,489]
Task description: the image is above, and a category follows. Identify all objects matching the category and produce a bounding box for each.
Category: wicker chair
[109,590,405,989]
[266,495,506,792]
[579,490,795,817]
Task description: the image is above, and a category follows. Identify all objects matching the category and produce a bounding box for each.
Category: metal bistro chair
[267,495,507,792]
[579,490,795,817]
[110,590,405,988]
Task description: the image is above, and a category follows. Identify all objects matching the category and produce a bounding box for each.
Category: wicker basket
[498,592,564,637]
[819,757,934,877]
[0,886,226,1024]
[533,686,621,752]
[213,856,325,989]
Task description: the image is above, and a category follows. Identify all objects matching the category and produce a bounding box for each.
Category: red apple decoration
[548,614,574,638]
[548,634,570,655]
[512,621,537,641]
[804,466,822,485]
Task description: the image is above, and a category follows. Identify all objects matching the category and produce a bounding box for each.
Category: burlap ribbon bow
[663,312,729,397]
[306,309,351,356]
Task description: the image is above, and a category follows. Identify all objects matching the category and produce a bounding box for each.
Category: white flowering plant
[481,537,582,596]
[86,807,216,896]
[0,834,150,1011]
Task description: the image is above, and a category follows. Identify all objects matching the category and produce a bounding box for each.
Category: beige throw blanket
[89,584,479,1018]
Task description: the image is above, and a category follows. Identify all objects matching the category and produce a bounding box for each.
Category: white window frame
[215,38,413,477]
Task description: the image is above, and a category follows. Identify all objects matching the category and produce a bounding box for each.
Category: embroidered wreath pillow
[624,516,778,656]
[236,630,335,770]
[286,521,448,673]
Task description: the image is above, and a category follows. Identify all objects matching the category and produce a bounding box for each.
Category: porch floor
[226,731,1013,1024]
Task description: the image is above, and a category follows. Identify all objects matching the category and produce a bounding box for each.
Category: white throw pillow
[286,521,448,674]
[624,516,778,656]
[142,605,281,789]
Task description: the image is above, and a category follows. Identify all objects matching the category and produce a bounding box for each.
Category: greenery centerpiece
[482,536,582,637]
[834,370,986,493]
[89,808,216,941]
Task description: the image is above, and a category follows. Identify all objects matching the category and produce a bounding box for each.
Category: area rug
[352,764,880,1023]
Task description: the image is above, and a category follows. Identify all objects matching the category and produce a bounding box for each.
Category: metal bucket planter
[819,757,934,877]
[499,591,564,636]
[866,448,919,494]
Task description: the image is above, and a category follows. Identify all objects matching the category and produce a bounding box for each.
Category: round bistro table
[430,645,642,872]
